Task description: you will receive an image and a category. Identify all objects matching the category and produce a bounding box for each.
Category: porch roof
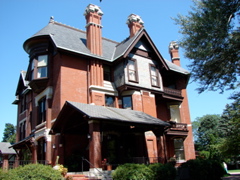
[51,101,170,134]
[0,142,16,155]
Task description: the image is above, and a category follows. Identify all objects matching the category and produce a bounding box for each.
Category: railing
[81,157,109,179]
[163,87,182,97]
[170,123,188,131]
[125,157,164,164]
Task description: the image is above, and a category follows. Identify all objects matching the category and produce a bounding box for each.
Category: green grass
[228,169,240,173]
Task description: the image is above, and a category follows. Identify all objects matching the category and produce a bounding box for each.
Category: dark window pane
[105,95,115,107]
[122,96,132,109]
[103,65,111,81]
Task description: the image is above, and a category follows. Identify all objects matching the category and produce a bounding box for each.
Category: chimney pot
[127,14,144,38]
[169,41,181,66]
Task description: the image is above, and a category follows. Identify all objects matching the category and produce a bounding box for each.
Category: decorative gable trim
[121,29,169,71]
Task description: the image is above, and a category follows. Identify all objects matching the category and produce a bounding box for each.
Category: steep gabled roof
[23,19,189,75]
[113,28,169,70]
[15,70,30,96]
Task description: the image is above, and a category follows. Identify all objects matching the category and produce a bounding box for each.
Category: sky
[0,0,235,141]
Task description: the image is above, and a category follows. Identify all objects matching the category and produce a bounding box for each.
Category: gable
[113,28,169,71]
[15,71,30,96]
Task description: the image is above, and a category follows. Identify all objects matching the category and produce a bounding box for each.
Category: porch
[50,101,170,172]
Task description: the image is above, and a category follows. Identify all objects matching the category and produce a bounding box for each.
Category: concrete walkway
[222,173,240,180]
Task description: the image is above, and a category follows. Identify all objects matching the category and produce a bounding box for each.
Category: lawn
[228,169,240,173]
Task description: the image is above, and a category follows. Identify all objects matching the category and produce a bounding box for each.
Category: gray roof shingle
[67,101,170,126]
[0,142,16,155]
[27,20,189,75]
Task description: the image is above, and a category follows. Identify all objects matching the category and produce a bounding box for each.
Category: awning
[50,101,170,135]
[9,134,34,149]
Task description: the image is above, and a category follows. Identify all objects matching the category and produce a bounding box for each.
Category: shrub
[112,163,153,180]
[0,168,8,180]
[3,163,62,180]
[148,163,176,180]
[178,159,225,180]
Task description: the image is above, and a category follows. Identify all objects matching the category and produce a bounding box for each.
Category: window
[37,138,46,161]
[122,96,132,109]
[174,139,185,161]
[31,60,35,80]
[19,121,26,140]
[127,59,138,82]
[170,105,181,123]
[20,95,27,113]
[150,65,160,87]
[38,97,46,125]
[30,55,48,80]
[105,95,115,107]
[103,64,111,81]
[37,55,48,78]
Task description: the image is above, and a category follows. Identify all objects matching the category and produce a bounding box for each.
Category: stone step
[65,174,89,180]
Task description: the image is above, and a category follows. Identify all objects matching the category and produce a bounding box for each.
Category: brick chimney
[127,14,144,38]
[84,4,103,56]
[169,41,180,66]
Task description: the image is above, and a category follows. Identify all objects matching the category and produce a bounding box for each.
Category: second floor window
[38,97,46,125]
[127,59,138,82]
[105,95,115,107]
[122,96,132,109]
[150,65,160,87]
[103,64,111,81]
[19,121,26,140]
[170,105,181,123]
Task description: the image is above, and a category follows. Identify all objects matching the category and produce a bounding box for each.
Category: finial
[49,16,54,23]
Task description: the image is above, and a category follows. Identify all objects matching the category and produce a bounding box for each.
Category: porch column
[32,142,38,163]
[88,120,102,169]
[2,154,9,171]
[158,135,168,163]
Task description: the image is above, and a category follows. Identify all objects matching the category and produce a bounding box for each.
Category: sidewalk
[222,173,240,180]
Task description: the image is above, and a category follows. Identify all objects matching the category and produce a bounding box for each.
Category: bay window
[37,55,48,78]
[174,138,185,161]
[30,55,48,80]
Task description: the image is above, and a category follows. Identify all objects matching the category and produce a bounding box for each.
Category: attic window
[149,65,160,87]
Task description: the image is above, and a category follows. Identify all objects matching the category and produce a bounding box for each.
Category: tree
[174,0,240,93]
[219,95,240,167]
[194,114,222,151]
[2,123,16,144]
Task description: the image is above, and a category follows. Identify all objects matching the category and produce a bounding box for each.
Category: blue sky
[0,0,235,141]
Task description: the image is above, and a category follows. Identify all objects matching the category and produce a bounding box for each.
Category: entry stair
[65,171,113,180]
